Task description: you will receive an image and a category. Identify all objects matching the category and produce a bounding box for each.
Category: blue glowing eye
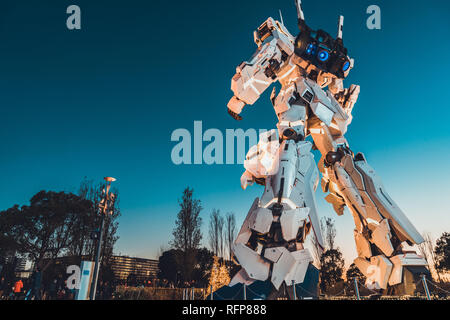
[318,50,329,62]
[306,44,314,54]
[342,61,350,72]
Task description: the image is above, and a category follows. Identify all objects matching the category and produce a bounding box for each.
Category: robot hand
[335,84,360,111]
[228,108,242,121]
[227,96,246,121]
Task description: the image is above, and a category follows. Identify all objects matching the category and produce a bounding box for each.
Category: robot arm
[328,77,360,125]
[227,17,295,120]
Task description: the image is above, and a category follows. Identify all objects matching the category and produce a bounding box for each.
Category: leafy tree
[346,263,366,282]
[345,263,366,295]
[64,178,96,258]
[435,232,450,274]
[7,191,92,273]
[0,179,121,286]
[208,256,230,294]
[158,247,214,287]
[158,249,183,284]
[317,217,344,294]
[0,205,21,258]
[319,248,345,294]
[170,187,203,281]
[192,247,214,287]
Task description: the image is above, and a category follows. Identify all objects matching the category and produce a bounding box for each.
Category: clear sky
[1,0,449,267]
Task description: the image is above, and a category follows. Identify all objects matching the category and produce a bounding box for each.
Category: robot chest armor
[274,76,348,129]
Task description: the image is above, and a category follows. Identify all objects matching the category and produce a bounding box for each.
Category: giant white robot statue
[224,0,428,299]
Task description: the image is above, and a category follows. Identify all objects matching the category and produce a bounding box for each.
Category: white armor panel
[244,130,280,179]
[271,247,296,290]
[264,247,285,263]
[354,230,372,259]
[276,104,306,138]
[370,219,394,257]
[285,249,313,285]
[388,253,428,286]
[235,198,259,244]
[229,17,295,109]
[229,268,255,287]
[230,40,277,105]
[305,79,336,126]
[232,243,270,281]
[249,207,273,234]
[280,207,309,241]
[355,255,393,290]
[285,249,314,285]
[354,159,424,244]
[240,170,254,190]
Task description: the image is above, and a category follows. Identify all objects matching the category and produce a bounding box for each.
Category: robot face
[294,24,351,79]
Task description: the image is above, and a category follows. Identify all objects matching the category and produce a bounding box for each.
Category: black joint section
[307,70,319,82]
[271,203,283,217]
[254,178,265,186]
[227,108,242,121]
[295,134,304,143]
[282,128,297,141]
[246,233,259,251]
[282,128,304,142]
[264,58,281,79]
[324,149,344,167]
[354,152,366,162]
[277,178,285,204]
[362,227,372,240]
[288,92,302,106]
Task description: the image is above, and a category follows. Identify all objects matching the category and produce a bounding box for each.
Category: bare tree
[70,177,120,266]
[156,244,168,259]
[323,217,337,250]
[170,187,203,281]
[225,212,236,262]
[418,232,442,282]
[310,233,323,269]
[208,209,224,257]
[171,187,203,252]
[311,217,336,269]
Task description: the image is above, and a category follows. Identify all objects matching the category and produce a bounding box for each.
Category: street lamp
[89,176,116,300]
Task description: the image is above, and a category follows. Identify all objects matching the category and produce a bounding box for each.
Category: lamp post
[89,177,116,300]
[353,277,361,300]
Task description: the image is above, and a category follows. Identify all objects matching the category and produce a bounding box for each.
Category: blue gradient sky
[1,0,449,266]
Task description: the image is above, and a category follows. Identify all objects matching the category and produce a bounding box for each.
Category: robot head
[294,0,352,79]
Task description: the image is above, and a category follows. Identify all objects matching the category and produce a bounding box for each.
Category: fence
[113,286,206,300]
[113,278,450,300]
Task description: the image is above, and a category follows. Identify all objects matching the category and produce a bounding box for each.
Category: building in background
[35,255,159,285]
[15,258,34,278]
[110,256,158,283]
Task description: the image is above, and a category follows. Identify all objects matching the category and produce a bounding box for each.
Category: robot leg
[229,138,323,299]
[325,151,429,293]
